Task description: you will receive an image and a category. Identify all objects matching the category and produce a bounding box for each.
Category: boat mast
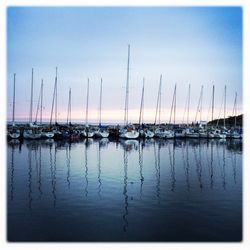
[154,75,162,125]
[124,44,130,126]
[29,68,34,124]
[223,85,226,128]
[99,78,103,126]
[169,83,177,125]
[187,84,190,126]
[159,76,162,126]
[55,67,58,124]
[67,88,71,125]
[174,84,176,125]
[50,68,57,127]
[12,73,16,126]
[200,85,203,124]
[35,79,43,124]
[138,78,145,126]
[85,78,89,126]
[233,92,237,128]
[211,84,215,122]
[40,79,43,124]
[195,85,203,124]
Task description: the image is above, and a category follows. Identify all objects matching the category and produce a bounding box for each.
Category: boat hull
[144,131,154,138]
[186,133,199,138]
[8,132,21,139]
[42,131,55,138]
[95,130,109,138]
[120,131,139,139]
[23,130,42,139]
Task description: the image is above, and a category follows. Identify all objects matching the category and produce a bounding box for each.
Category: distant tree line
[207,114,243,127]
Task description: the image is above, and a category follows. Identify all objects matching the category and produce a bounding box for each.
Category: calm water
[7,138,242,242]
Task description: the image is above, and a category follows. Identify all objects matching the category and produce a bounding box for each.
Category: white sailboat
[196,85,209,138]
[184,84,199,138]
[81,78,94,138]
[153,75,167,138]
[212,85,226,139]
[166,83,176,139]
[119,45,139,139]
[206,84,215,139]
[37,79,54,139]
[8,73,21,139]
[95,78,109,138]
[138,78,154,138]
[230,92,241,139]
[23,68,42,139]
[49,67,62,139]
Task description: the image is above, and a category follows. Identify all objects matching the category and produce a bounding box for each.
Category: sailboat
[229,92,241,139]
[95,78,109,138]
[63,88,78,140]
[221,85,230,138]
[8,73,21,139]
[172,83,185,138]
[167,83,177,139]
[49,67,62,139]
[184,84,199,138]
[138,78,154,138]
[81,78,94,138]
[193,85,207,138]
[206,84,215,139]
[37,79,54,139]
[23,68,42,139]
[154,75,166,138]
[119,45,139,139]
[212,85,227,139]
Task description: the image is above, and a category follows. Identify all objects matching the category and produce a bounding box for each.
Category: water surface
[7,138,242,241]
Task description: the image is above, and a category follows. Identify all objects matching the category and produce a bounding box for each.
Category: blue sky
[7,7,242,123]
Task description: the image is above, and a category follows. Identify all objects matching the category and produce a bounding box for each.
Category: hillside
[207,114,243,127]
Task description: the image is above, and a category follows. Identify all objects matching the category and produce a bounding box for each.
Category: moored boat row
[8,45,242,141]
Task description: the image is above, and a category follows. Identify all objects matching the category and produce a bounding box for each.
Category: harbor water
[7,138,242,241]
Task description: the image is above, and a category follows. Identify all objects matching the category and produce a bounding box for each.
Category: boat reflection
[49,144,57,207]
[182,141,190,191]
[10,145,15,201]
[84,139,89,197]
[169,142,176,192]
[66,143,71,189]
[97,141,102,198]
[122,149,128,232]
[193,144,203,190]
[138,141,144,199]
[7,138,242,214]
[154,141,161,201]
[120,139,139,151]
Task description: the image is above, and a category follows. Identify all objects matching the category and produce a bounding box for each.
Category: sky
[7,7,242,124]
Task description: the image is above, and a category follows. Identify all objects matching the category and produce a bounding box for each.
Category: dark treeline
[207,114,243,127]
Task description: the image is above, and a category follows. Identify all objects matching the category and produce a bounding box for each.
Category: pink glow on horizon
[9,106,242,124]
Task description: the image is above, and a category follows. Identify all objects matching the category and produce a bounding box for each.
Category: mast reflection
[193,144,203,190]
[206,141,214,189]
[231,148,237,184]
[97,141,102,198]
[216,143,226,190]
[28,145,33,209]
[154,141,161,201]
[66,143,71,189]
[169,142,176,192]
[49,144,57,207]
[122,149,128,232]
[10,145,15,201]
[138,141,144,199]
[84,139,89,197]
[182,141,190,191]
[38,144,42,197]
